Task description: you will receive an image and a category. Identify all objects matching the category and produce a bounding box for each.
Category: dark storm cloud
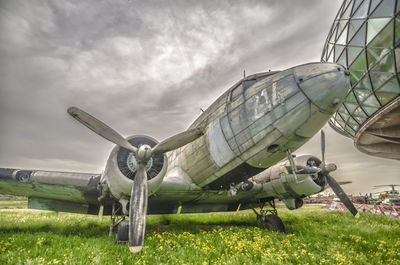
[0,0,398,192]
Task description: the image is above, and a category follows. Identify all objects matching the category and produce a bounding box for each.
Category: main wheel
[259,214,286,233]
[116,220,129,242]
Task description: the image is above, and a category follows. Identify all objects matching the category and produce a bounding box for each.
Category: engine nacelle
[102,135,168,202]
[251,155,327,210]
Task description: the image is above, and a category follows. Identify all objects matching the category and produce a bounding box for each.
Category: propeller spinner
[67,106,203,253]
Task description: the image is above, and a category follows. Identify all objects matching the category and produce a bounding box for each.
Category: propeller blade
[326,174,358,216]
[67,106,137,153]
[321,130,326,164]
[128,163,148,253]
[153,128,203,153]
[286,149,297,173]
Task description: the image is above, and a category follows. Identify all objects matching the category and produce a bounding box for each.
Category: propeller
[67,106,203,253]
[67,107,137,153]
[286,149,303,183]
[319,130,358,217]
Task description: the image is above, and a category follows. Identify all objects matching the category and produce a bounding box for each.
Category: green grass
[0,206,399,265]
[0,200,27,206]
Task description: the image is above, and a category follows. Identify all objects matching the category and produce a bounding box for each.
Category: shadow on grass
[0,222,109,238]
[147,218,258,234]
[0,215,264,238]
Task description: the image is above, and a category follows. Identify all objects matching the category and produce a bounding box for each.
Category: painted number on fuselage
[247,81,283,122]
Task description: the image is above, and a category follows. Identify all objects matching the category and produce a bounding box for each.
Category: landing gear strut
[109,201,129,242]
[252,200,285,233]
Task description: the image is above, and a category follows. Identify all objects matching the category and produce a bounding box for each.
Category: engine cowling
[251,155,328,209]
[103,135,168,201]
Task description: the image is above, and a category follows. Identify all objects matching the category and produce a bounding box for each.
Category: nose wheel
[252,200,286,233]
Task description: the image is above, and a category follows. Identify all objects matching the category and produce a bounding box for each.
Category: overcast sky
[0,0,398,194]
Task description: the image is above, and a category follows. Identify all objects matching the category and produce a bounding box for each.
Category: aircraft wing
[0,168,102,214]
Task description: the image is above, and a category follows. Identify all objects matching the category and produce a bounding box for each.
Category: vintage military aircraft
[0,62,358,253]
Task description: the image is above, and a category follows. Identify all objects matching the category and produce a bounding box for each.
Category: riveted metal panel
[227,103,248,135]
[251,124,275,144]
[180,152,209,175]
[259,149,288,169]
[227,138,241,155]
[180,132,219,185]
[285,134,310,152]
[273,100,311,135]
[220,115,241,156]
[180,135,207,157]
[220,115,234,140]
[242,128,284,166]
[212,156,244,178]
[181,147,209,169]
[296,104,333,137]
[188,156,219,182]
[234,128,254,153]
[208,118,236,167]
[211,103,227,122]
[198,156,244,187]
[269,75,300,103]
[263,93,307,129]
[244,88,305,145]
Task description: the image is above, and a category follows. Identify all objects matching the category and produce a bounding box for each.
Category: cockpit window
[244,79,256,89]
[230,83,243,101]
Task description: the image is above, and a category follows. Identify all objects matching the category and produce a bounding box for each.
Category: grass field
[0,200,27,206]
[0,205,399,265]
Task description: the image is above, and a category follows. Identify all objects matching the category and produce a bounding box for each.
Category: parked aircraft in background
[0,62,357,253]
[374,184,400,197]
[373,184,400,206]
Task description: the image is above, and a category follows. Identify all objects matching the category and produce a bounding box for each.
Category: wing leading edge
[0,168,102,214]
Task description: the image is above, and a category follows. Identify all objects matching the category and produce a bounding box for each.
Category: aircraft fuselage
[140,62,350,213]
[165,63,348,187]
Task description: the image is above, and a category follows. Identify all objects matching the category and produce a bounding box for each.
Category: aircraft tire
[116,220,129,242]
[262,214,286,233]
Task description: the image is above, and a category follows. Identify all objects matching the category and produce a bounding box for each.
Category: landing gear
[116,220,129,242]
[108,201,128,243]
[252,200,285,233]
